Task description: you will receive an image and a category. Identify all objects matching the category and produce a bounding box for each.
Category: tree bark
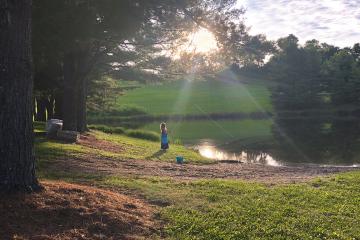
[0,0,39,192]
[62,52,78,131]
[77,78,88,133]
[62,49,90,133]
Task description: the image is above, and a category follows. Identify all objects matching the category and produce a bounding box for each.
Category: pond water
[133,118,360,167]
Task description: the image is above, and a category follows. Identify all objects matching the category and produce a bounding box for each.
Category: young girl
[160,122,169,150]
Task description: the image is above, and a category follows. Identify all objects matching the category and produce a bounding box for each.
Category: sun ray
[178,27,218,54]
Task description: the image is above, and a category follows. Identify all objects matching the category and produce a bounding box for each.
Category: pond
[136,118,360,167]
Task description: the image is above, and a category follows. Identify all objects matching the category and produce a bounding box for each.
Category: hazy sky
[237,0,360,47]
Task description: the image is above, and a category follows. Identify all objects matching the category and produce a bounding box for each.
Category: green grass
[33,122,212,165]
[34,121,360,239]
[141,119,273,144]
[89,124,160,142]
[93,131,212,163]
[116,80,273,116]
[103,173,360,240]
[125,129,160,142]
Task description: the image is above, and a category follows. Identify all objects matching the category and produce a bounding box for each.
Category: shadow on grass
[146,150,167,160]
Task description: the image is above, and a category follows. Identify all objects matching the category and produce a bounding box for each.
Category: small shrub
[112,127,125,134]
[88,125,124,134]
[125,129,160,142]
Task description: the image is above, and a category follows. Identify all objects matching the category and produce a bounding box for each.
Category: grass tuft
[125,129,160,142]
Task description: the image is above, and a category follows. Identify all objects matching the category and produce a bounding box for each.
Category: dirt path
[47,134,360,184]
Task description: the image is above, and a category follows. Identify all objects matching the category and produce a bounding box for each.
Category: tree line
[237,34,360,111]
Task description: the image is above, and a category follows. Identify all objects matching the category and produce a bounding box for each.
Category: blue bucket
[176,156,184,164]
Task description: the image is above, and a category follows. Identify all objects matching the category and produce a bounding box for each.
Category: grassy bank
[34,123,211,165]
[34,122,360,239]
[103,173,360,240]
[116,80,273,116]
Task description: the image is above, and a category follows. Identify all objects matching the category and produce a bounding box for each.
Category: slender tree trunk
[45,94,55,119]
[33,96,36,121]
[35,95,47,121]
[0,0,39,192]
[54,91,63,119]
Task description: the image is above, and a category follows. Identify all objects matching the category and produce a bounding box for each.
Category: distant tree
[266,35,323,109]
[266,34,360,111]
[0,0,39,192]
[319,43,339,62]
[322,50,359,104]
[351,43,360,61]
[87,76,121,112]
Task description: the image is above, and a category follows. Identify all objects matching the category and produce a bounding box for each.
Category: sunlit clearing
[181,28,218,53]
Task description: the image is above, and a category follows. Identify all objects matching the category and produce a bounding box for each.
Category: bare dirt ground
[78,134,125,154]
[49,133,360,184]
[0,181,158,240]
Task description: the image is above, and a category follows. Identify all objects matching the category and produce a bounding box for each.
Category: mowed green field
[116,79,273,116]
[142,119,273,144]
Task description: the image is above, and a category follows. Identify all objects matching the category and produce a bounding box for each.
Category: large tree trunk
[0,0,39,192]
[77,78,88,133]
[62,50,90,133]
[62,52,78,131]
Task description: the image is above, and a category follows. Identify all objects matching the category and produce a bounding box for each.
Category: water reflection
[196,119,360,166]
[271,119,360,165]
[118,118,360,166]
[197,142,282,166]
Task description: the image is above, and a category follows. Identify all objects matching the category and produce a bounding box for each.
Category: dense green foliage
[265,36,360,110]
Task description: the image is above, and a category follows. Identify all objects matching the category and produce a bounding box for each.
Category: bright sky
[186,28,218,53]
[238,0,360,47]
